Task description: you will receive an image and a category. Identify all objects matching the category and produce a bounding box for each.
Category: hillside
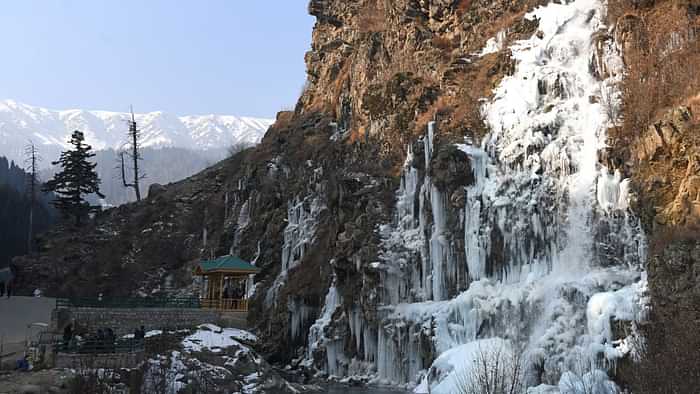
[15,0,700,392]
[0,157,55,267]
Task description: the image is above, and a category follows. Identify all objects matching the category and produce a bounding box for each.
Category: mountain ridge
[0,99,274,167]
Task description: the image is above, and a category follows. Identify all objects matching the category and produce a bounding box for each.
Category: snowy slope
[0,99,274,168]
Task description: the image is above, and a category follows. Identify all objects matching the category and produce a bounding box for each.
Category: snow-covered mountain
[0,99,274,168]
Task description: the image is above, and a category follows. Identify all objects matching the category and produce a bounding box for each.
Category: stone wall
[218,311,247,329]
[54,351,144,369]
[54,307,221,335]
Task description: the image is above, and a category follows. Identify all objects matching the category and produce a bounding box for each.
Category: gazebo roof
[195,255,260,275]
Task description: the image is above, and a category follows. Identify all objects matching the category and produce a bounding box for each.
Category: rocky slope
[15,0,700,392]
[604,1,700,391]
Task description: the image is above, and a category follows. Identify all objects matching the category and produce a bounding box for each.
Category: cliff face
[606,1,700,391]
[16,0,700,392]
[20,0,549,353]
[299,0,546,159]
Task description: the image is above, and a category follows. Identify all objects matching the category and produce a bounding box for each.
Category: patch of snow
[182,324,257,353]
[476,30,507,57]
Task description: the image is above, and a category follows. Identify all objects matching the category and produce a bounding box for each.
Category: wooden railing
[200,298,249,312]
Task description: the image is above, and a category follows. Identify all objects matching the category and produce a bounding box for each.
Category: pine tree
[44,130,104,226]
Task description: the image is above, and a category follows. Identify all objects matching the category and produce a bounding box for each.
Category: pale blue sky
[0,1,314,118]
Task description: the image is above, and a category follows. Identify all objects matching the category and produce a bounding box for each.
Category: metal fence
[54,337,144,354]
[55,296,201,309]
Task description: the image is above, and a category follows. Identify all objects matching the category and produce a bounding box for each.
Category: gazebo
[194,255,260,311]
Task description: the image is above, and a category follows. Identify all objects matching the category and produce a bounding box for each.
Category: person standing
[63,324,73,350]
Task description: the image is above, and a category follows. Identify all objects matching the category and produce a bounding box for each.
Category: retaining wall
[54,351,144,369]
[54,307,221,335]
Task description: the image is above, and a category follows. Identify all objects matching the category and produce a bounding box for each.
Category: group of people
[222,284,245,299]
[62,323,145,353]
[93,327,118,352]
[133,325,146,342]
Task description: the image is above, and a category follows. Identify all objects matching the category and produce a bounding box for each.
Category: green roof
[197,255,260,274]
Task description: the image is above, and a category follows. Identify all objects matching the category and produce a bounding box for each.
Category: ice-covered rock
[304,0,648,392]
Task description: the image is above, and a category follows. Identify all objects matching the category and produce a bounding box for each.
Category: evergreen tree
[44,130,104,226]
[0,156,55,266]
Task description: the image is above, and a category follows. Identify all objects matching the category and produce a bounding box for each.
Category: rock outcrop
[606,1,700,392]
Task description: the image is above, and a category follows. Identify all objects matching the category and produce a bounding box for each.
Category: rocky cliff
[605,1,700,391]
[16,0,699,392]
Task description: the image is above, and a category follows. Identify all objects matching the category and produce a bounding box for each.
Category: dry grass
[605,5,700,392]
[456,0,473,16]
[610,0,700,147]
[649,223,700,255]
[358,0,386,33]
[432,35,454,52]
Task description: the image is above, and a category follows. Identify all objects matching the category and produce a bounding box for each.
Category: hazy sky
[0,1,314,118]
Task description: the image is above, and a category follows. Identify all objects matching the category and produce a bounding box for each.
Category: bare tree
[558,350,616,394]
[24,141,41,252]
[119,106,146,201]
[454,342,525,394]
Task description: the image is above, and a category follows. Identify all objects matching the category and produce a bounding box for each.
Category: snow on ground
[142,324,270,393]
[122,329,164,339]
[414,338,511,394]
[182,324,257,353]
[476,30,507,57]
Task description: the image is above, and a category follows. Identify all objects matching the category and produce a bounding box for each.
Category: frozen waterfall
[302,0,648,392]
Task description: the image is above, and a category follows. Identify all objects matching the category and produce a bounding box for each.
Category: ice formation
[298,0,649,392]
[265,196,326,307]
[477,30,508,57]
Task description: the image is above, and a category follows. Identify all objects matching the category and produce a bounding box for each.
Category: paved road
[0,296,55,356]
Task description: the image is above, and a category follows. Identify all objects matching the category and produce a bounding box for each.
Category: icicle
[424,121,435,170]
[306,279,344,375]
[305,1,648,389]
[266,195,326,307]
[596,168,629,211]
